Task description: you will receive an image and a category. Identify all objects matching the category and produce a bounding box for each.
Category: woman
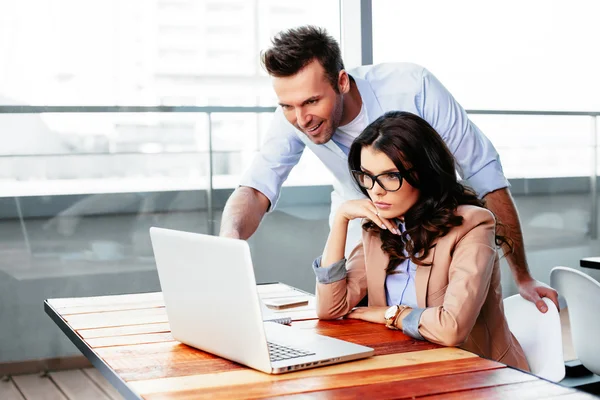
[313,111,528,370]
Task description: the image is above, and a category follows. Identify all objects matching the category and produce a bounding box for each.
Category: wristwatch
[385,305,404,330]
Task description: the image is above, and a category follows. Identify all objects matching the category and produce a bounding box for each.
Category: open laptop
[149,227,374,374]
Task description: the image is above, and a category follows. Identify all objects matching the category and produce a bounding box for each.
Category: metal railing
[1,106,599,238]
[0,105,275,236]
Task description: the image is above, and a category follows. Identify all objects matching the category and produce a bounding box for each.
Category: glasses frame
[351,170,404,192]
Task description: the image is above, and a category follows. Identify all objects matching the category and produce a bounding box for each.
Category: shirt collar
[351,75,384,125]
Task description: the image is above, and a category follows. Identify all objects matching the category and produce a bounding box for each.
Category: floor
[0,368,123,400]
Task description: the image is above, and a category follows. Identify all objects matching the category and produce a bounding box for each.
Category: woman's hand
[345,306,389,324]
[337,199,398,234]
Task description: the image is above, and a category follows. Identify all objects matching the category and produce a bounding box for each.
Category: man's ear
[338,70,350,94]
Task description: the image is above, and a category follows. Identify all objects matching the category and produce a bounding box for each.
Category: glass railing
[2,105,598,225]
[0,105,598,364]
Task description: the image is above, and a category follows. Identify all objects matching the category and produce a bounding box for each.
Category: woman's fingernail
[381,225,387,230]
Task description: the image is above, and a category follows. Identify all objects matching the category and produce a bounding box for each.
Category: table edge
[44,300,144,400]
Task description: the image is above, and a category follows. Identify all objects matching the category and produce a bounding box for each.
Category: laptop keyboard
[267,341,315,362]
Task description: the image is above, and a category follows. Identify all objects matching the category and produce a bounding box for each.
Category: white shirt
[385,258,418,308]
[333,103,368,149]
[385,222,418,308]
[240,62,508,252]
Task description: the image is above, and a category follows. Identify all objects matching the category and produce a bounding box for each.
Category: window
[372,0,600,178]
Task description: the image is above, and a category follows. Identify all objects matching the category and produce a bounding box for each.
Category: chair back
[550,266,600,375]
[503,294,565,382]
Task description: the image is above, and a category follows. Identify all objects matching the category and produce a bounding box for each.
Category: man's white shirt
[240,62,508,253]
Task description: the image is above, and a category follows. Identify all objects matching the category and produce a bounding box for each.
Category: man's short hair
[261,26,345,93]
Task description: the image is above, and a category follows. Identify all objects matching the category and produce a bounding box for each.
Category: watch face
[385,305,398,320]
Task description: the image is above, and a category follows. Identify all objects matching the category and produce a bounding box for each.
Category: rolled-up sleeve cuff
[465,160,510,198]
[312,256,347,284]
[239,166,282,213]
[402,307,426,340]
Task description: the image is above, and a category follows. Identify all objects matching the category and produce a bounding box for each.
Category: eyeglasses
[351,170,404,192]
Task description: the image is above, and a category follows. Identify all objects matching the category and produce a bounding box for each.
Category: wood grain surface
[46,283,588,399]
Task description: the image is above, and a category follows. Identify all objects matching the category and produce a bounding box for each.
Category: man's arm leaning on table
[417,67,559,313]
[219,108,305,240]
[219,187,270,240]
[484,188,560,312]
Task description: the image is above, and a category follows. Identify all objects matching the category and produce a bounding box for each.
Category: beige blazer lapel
[365,230,438,308]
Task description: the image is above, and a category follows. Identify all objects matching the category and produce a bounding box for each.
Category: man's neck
[339,78,362,126]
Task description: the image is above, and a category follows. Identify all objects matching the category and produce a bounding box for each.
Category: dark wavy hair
[261,26,344,93]
[348,111,512,273]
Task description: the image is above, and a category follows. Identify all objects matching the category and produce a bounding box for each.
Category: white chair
[550,266,600,376]
[503,294,565,382]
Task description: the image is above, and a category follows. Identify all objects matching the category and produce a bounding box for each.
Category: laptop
[149,227,374,374]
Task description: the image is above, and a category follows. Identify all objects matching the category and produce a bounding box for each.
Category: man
[220,25,558,313]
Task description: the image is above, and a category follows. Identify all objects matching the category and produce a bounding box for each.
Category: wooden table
[580,257,600,270]
[45,284,594,399]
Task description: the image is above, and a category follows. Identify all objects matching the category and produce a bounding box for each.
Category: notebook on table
[258,282,317,325]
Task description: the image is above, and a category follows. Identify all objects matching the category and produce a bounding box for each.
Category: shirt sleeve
[402,307,426,340]
[314,241,368,320]
[312,256,348,283]
[418,68,509,198]
[238,108,305,211]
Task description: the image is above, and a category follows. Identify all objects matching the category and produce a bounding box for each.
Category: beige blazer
[315,205,529,371]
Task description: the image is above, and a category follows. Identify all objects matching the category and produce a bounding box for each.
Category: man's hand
[484,189,560,314]
[517,277,560,313]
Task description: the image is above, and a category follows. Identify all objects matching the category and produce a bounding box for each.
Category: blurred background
[0,0,599,368]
